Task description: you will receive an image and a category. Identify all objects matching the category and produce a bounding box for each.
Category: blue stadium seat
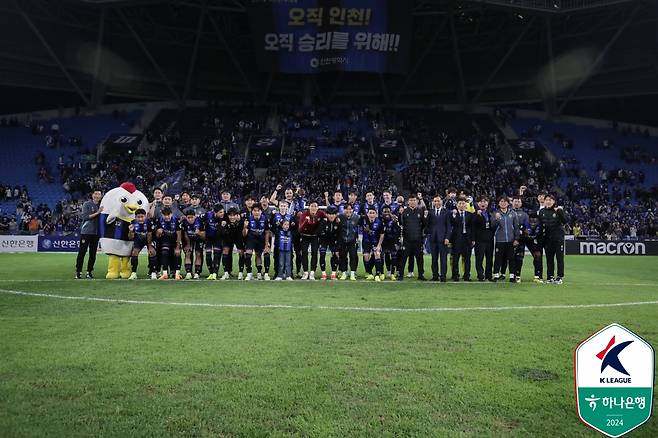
[0,111,142,209]
[510,117,658,189]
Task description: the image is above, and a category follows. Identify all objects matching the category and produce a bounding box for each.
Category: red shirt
[297,210,326,235]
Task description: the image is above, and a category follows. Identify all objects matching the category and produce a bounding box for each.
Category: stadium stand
[0,111,142,233]
[509,116,658,238]
[0,104,656,239]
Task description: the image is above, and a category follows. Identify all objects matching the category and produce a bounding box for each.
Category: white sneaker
[245,273,253,281]
[193,273,200,279]
[257,273,263,280]
[286,277,294,281]
[406,271,414,278]
[238,272,244,280]
[301,272,309,280]
[221,272,230,280]
[274,277,283,281]
[350,272,356,281]
[128,272,138,280]
[185,272,192,280]
[150,272,157,280]
[264,273,270,281]
[309,272,315,281]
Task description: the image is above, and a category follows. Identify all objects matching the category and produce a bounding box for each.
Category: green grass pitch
[0,253,656,437]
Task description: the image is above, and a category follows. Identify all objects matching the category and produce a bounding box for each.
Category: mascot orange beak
[124,203,139,214]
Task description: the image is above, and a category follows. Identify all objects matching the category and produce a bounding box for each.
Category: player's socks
[131,256,139,273]
[375,258,383,276]
[214,250,222,273]
[319,250,327,272]
[257,264,262,274]
[185,263,192,274]
[330,254,339,272]
[148,256,157,274]
[244,253,253,273]
[161,248,170,268]
[263,253,270,273]
[205,251,214,274]
[533,257,543,278]
[222,253,231,273]
[195,264,202,275]
[364,257,372,274]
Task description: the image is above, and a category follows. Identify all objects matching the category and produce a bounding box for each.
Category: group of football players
[123,182,568,284]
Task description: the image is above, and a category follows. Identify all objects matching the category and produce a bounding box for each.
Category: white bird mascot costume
[99,182,149,279]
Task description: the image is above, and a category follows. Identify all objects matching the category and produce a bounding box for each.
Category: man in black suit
[449,197,475,281]
[473,196,494,281]
[427,195,452,282]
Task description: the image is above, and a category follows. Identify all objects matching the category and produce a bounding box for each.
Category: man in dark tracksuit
[527,212,545,282]
[397,195,427,281]
[76,190,103,279]
[512,195,530,282]
[473,196,494,282]
[539,194,568,284]
[337,204,361,280]
[427,195,452,282]
[492,196,520,283]
[449,197,475,281]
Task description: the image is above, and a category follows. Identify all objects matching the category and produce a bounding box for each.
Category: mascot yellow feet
[106,255,120,279]
[120,257,131,279]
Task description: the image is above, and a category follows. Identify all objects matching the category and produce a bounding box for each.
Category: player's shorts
[223,231,245,251]
[133,237,148,252]
[362,240,379,254]
[381,239,400,253]
[159,236,178,250]
[527,238,543,255]
[245,236,266,252]
[184,236,204,251]
[205,234,222,249]
[319,242,338,253]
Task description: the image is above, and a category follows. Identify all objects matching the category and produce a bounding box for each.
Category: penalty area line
[1,288,658,313]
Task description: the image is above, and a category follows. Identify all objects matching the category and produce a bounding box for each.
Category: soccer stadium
[0,0,656,436]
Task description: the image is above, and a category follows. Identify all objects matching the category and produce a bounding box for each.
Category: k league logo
[575,323,654,437]
[597,336,632,377]
[41,239,52,249]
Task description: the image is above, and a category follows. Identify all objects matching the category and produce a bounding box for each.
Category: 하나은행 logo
[575,323,654,437]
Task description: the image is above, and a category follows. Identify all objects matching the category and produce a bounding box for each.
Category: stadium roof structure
[0,0,656,123]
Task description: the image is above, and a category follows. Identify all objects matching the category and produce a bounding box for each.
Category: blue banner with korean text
[38,235,81,252]
[249,0,411,74]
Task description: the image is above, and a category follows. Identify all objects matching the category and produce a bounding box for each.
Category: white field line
[1,288,658,313]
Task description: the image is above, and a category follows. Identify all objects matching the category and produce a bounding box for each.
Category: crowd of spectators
[0,104,656,239]
[0,184,83,236]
